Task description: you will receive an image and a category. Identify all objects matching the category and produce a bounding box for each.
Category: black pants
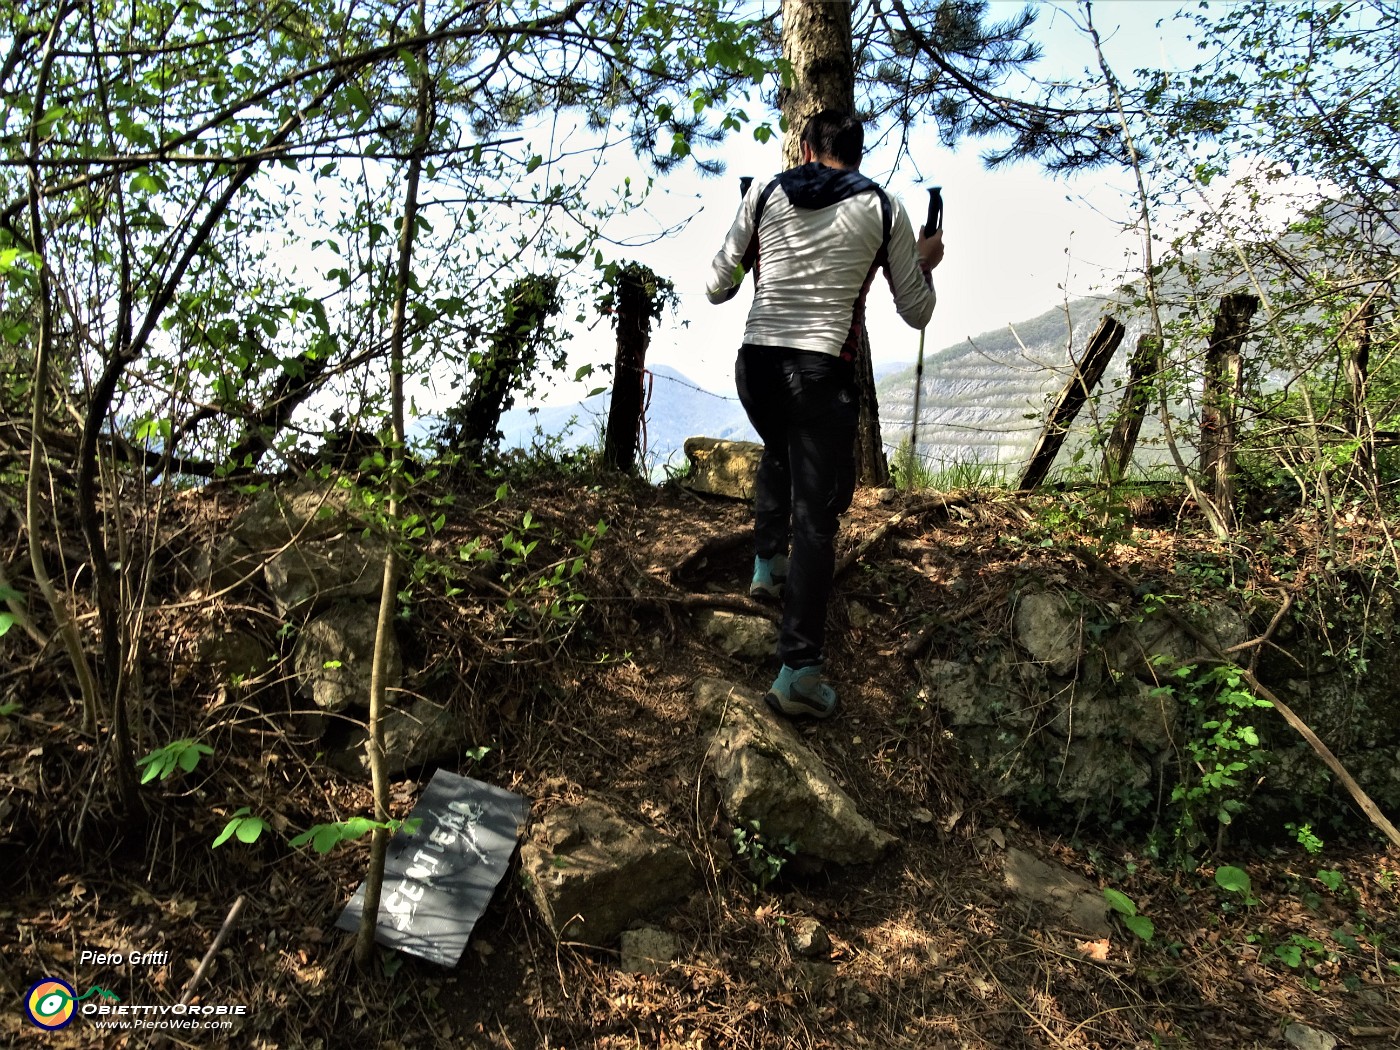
[735,344,858,669]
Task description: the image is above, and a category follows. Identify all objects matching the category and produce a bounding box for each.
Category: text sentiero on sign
[336,769,528,966]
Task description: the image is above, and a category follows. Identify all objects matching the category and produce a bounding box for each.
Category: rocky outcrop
[520,799,698,945]
[694,677,897,868]
[264,535,384,617]
[681,438,762,500]
[619,927,680,975]
[202,477,390,616]
[694,610,777,661]
[195,626,273,686]
[1002,847,1111,937]
[328,696,463,779]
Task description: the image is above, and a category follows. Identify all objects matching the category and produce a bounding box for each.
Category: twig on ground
[901,587,1005,658]
[179,895,247,1005]
[836,494,965,579]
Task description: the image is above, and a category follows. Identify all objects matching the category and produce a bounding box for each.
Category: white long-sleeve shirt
[707,162,935,358]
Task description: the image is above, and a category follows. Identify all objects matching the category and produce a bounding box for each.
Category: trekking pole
[908,186,942,481]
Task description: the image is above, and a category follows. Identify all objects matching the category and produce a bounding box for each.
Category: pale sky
[520,0,1204,405]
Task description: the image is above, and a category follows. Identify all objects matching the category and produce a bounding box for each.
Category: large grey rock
[918,655,1038,730]
[264,533,386,617]
[1013,590,1082,675]
[230,477,361,549]
[919,660,989,727]
[201,478,390,615]
[1122,680,1178,750]
[329,697,463,778]
[293,602,400,713]
[202,478,362,593]
[520,799,698,945]
[1283,1023,1338,1050]
[695,610,777,660]
[681,438,763,500]
[196,626,274,685]
[1002,847,1111,937]
[694,677,897,867]
[619,927,679,975]
[1051,738,1151,802]
[920,649,1160,813]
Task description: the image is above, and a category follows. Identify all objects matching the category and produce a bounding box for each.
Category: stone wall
[919,583,1400,827]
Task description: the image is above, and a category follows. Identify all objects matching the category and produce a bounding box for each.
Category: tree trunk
[603,270,652,473]
[779,0,854,169]
[356,17,430,970]
[779,0,887,483]
[1200,292,1259,522]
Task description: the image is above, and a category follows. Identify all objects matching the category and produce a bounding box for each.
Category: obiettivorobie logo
[24,978,120,1030]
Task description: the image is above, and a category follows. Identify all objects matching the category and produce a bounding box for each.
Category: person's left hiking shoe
[764,664,838,720]
[749,553,789,600]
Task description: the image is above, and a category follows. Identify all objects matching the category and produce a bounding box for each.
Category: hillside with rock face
[4,463,1399,1049]
[876,294,1140,473]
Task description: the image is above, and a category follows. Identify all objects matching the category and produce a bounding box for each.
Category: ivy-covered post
[600,262,674,473]
[1344,300,1374,476]
[1101,333,1163,484]
[1200,292,1259,523]
[443,274,562,460]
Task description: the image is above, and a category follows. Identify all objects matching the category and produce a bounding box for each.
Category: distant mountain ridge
[498,364,757,472]
[433,203,1394,484]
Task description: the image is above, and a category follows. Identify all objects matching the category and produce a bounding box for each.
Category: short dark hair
[801,110,864,167]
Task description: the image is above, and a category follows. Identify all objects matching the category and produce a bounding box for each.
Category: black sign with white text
[335,769,529,966]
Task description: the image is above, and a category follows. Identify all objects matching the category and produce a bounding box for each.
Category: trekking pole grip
[925,186,943,235]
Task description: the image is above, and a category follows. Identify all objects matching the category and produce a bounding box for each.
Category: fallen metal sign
[336,769,529,966]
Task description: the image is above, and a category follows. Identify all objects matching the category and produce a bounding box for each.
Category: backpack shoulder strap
[752,177,782,233]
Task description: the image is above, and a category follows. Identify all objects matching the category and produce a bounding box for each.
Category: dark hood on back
[775,161,880,211]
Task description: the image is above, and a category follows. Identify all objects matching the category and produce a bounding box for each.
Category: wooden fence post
[1200,291,1259,518]
[1345,300,1374,472]
[1018,315,1126,491]
[1101,333,1162,484]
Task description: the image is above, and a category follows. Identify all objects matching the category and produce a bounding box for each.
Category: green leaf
[212,807,266,848]
[1215,865,1252,895]
[312,825,342,853]
[129,171,168,194]
[1332,927,1360,953]
[0,612,14,638]
[137,738,213,784]
[1103,887,1137,917]
[1123,914,1155,942]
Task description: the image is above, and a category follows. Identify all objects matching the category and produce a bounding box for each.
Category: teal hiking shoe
[764,664,838,720]
[749,554,789,600]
